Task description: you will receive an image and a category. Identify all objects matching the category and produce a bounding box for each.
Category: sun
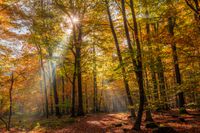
[71,16,79,24]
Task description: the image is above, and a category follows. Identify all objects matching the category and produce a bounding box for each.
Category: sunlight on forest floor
[1,110,200,133]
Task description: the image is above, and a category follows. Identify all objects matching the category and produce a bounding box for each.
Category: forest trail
[51,113,133,133]
[26,110,200,133]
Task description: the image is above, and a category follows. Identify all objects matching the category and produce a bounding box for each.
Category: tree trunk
[76,25,84,116]
[106,1,136,118]
[156,55,169,110]
[85,83,88,113]
[39,67,45,116]
[48,61,54,115]
[71,60,76,117]
[129,0,145,130]
[145,10,159,102]
[144,68,154,122]
[71,23,77,117]
[168,16,187,113]
[99,89,103,112]
[40,55,49,118]
[8,72,14,131]
[62,75,65,114]
[150,71,158,101]
[51,62,61,117]
[106,0,136,119]
[93,43,98,112]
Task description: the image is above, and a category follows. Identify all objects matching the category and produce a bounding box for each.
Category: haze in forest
[0,0,200,133]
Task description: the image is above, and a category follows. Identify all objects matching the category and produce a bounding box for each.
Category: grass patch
[32,116,75,130]
[0,115,75,131]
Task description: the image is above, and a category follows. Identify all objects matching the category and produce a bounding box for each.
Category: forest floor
[0,109,200,133]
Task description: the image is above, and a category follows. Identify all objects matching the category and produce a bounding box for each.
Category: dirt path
[51,113,134,133]
[49,110,200,133]
[2,110,200,133]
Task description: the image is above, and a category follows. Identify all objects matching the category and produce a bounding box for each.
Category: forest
[0,0,200,132]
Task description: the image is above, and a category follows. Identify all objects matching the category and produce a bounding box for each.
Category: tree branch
[185,0,199,16]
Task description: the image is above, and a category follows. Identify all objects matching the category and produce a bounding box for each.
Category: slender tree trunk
[144,69,154,122]
[93,43,98,112]
[145,10,159,102]
[38,0,49,118]
[106,0,136,119]
[48,61,54,115]
[71,60,76,117]
[153,22,169,109]
[85,83,88,113]
[142,8,155,122]
[51,62,61,117]
[76,25,84,116]
[8,72,14,131]
[40,55,49,118]
[39,67,45,116]
[168,16,187,113]
[47,48,60,117]
[151,72,158,101]
[62,75,65,114]
[121,0,139,119]
[129,0,145,130]
[99,89,103,112]
[156,55,169,110]
[65,95,69,114]
[71,24,77,117]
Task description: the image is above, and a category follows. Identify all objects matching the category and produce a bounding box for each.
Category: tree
[106,0,136,119]
[166,0,187,113]
[129,0,145,130]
